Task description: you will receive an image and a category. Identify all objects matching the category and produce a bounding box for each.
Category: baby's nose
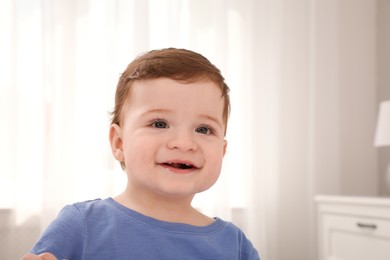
[166,130,198,151]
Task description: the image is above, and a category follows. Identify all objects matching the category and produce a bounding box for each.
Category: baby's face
[111,77,227,199]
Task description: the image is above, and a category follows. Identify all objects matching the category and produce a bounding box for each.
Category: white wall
[378,0,390,196]
[312,0,378,197]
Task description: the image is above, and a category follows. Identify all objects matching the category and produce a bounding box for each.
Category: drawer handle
[356,222,377,229]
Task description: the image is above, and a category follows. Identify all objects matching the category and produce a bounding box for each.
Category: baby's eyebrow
[140,108,172,116]
[140,109,223,128]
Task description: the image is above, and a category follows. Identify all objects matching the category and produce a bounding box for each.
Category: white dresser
[316,196,390,260]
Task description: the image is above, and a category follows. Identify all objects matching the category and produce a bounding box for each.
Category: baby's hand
[21,252,57,260]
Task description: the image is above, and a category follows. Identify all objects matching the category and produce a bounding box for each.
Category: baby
[23,48,260,259]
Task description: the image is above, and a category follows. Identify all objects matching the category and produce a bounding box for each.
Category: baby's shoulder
[69,198,114,216]
[72,198,103,209]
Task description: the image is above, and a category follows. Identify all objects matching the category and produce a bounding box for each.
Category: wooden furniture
[316,196,390,260]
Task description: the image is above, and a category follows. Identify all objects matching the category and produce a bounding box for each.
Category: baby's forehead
[123,78,223,110]
[128,77,223,95]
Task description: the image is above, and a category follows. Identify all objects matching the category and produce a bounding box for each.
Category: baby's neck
[114,192,214,226]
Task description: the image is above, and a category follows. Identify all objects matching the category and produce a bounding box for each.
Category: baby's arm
[21,252,57,260]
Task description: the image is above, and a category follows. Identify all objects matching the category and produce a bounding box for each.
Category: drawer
[323,213,390,237]
[321,214,390,260]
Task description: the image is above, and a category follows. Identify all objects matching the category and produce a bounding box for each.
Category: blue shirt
[31,198,260,259]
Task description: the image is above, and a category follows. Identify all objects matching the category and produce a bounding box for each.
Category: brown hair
[111,48,230,132]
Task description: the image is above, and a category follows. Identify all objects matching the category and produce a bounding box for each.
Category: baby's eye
[195,126,213,135]
[152,120,168,128]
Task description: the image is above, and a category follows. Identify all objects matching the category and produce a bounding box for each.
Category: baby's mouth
[163,162,195,170]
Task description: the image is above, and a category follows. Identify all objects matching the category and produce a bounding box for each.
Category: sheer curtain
[0,0,379,260]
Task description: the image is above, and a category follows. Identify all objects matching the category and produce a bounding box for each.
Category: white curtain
[0,0,379,259]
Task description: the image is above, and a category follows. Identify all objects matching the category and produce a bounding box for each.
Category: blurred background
[0,0,389,259]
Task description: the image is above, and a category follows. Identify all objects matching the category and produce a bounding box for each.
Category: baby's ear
[223,139,227,156]
[109,124,124,161]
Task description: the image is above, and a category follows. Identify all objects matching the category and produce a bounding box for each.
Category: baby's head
[111,48,230,133]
